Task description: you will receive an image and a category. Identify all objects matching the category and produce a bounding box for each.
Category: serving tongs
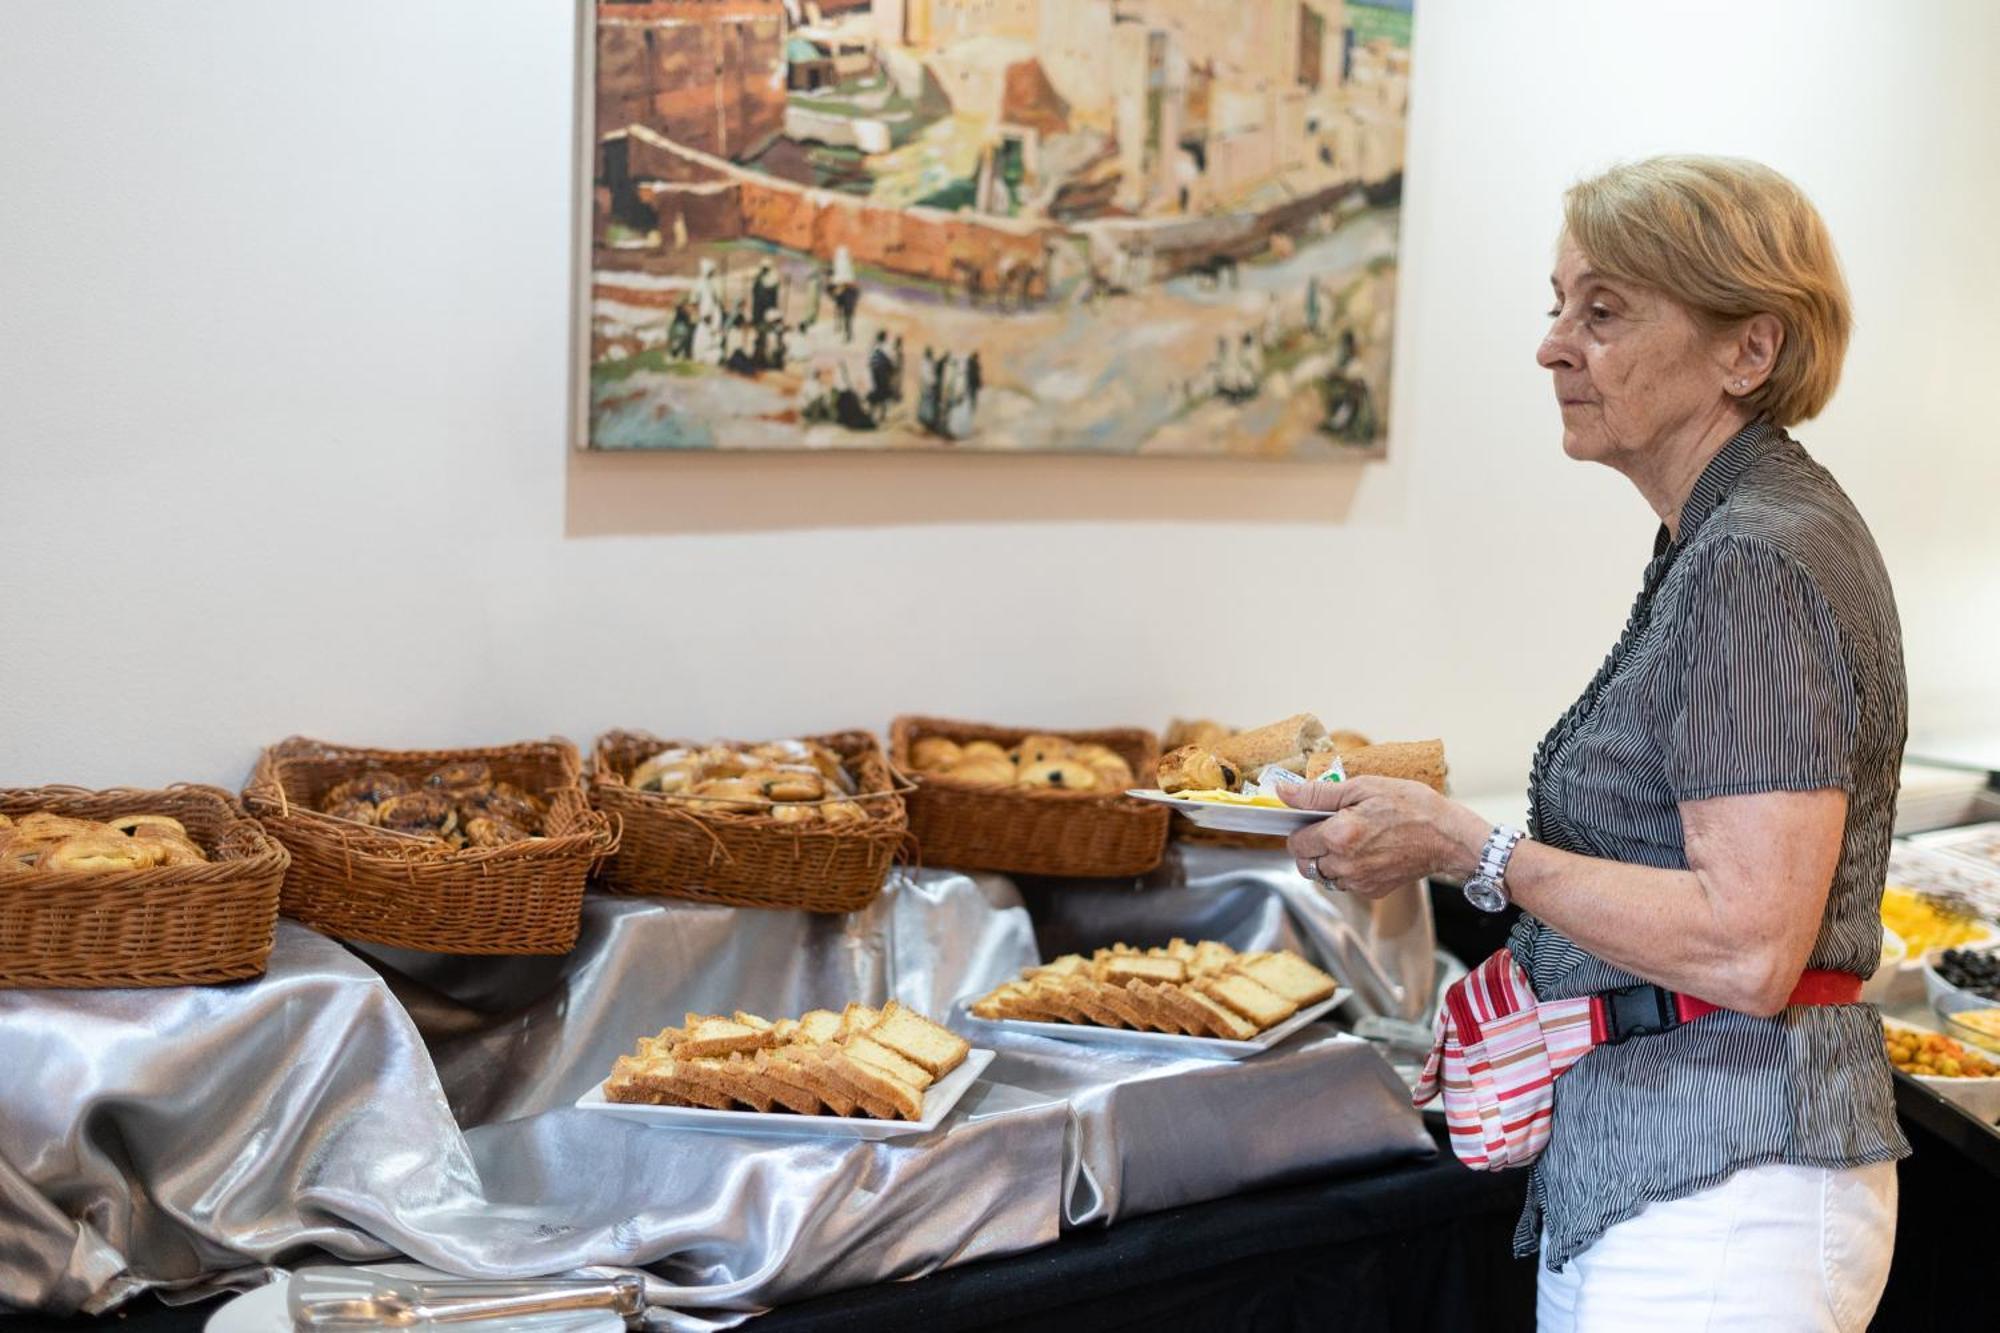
[288,1267,645,1330]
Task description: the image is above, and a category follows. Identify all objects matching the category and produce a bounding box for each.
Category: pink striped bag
[1411,947,1594,1170]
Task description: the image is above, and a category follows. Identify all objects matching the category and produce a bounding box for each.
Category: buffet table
[2,847,1440,1327]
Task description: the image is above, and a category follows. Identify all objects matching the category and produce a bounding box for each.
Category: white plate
[961,992,1347,1060]
[1125,788,1326,836]
[206,1269,624,1333]
[575,1048,994,1140]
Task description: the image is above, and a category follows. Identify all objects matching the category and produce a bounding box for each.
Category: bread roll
[946,754,1016,787]
[1164,718,1232,749]
[910,737,962,772]
[1156,746,1241,794]
[1313,739,1448,792]
[1017,759,1099,791]
[1215,714,1327,770]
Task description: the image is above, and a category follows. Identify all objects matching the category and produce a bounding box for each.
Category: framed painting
[579,0,1412,456]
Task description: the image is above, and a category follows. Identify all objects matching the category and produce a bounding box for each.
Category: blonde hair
[1564,156,1851,426]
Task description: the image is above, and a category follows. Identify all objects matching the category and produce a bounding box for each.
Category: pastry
[425,761,494,794]
[108,814,188,840]
[1017,759,1099,791]
[1214,714,1328,772]
[945,754,1016,786]
[750,767,826,802]
[687,777,766,814]
[1164,718,1232,749]
[42,831,155,872]
[1155,746,1241,795]
[375,790,459,840]
[463,815,532,847]
[631,750,698,793]
[1011,734,1072,765]
[1309,739,1448,792]
[769,803,820,824]
[325,770,410,807]
[819,800,869,825]
[960,740,1008,762]
[695,748,754,779]
[1070,744,1134,788]
[324,798,380,826]
[910,737,962,772]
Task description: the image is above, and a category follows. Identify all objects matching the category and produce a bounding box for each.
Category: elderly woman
[1285,156,1905,1330]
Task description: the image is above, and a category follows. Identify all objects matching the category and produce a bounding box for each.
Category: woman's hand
[1279,777,1490,900]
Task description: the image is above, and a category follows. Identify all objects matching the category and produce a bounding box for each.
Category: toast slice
[1059,977,1130,1029]
[839,1003,883,1040]
[1195,973,1298,1030]
[798,1047,889,1118]
[1028,953,1090,978]
[870,1000,972,1075]
[816,1047,921,1120]
[1130,981,1201,1035]
[1091,980,1158,1032]
[1099,954,1187,986]
[678,1015,775,1059]
[970,981,1030,1020]
[795,1009,845,1046]
[1232,952,1338,1006]
[1150,982,1227,1037]
[1179,986,1259,1040]
[679,1055,774,1112]
[1189,940,1239,977]
[733,1010,776,1033]
[774,1047,858,1117]
[738,1052,822,1115]
[845,1035,935,1091]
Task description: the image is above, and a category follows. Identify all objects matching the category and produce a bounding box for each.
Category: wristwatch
[1463,825,1527,913]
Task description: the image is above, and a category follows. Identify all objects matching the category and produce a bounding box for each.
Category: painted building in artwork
[596,1,789,163]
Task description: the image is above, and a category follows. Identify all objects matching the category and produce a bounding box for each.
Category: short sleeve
[1661,536,1858,802]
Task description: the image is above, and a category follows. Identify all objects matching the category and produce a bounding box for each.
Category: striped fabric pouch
[1412,948,1594,1170]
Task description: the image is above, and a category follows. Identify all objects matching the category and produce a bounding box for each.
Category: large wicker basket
[242,736,615,954]
[591,729,908,913]
[0,784,288,988]
[889,716,1169,878]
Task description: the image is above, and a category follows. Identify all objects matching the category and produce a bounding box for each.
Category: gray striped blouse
[1508,419,1909,1270]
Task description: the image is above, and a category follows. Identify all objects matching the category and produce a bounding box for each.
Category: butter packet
[1249,755,1342,802]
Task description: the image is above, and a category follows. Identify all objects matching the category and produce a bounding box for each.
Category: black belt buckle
[1599,983,1679,1045]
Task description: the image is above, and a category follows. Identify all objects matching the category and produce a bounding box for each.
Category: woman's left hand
[1279,776,1489,900]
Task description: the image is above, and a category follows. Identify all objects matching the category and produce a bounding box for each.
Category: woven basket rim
[242,735,615,865]
[0,783,290,886]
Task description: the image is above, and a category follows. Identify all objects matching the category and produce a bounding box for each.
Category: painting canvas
[582,0,1412,456]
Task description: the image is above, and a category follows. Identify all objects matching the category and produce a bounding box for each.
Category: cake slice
[971,981,1031,1020]
[1091,980,1158,1032]
[1130,981,1202,1035]
[795,1009,845,1046]
[678,1055,774,1112]
[815,1046,921,1120]
[738,1051,822,1115]
[1189,941,1239,977]
[869,1000,971,1075]
[1059,977,1129,1029]
[770,1046,857,1116]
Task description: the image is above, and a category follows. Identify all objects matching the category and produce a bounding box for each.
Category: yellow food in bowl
[1946,1009,2000,1056]
[1172,789,1285,807]
[1881,885,1995,956]
[1884,1023,2000,1078]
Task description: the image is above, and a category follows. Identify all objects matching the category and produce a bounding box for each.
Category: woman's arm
[1281,778,1847,1016]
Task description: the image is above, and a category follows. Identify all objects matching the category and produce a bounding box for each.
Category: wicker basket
[591,729,908,912]
[0,784,287,988]
[889,716,1169,878]
[242,736,615,954]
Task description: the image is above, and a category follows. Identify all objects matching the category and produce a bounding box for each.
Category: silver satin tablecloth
[0,855,1434,1320]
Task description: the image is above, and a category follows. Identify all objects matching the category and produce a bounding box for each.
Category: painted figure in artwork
[587,0,1413,456]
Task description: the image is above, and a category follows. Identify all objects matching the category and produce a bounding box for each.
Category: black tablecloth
[7,1128,1533,1333]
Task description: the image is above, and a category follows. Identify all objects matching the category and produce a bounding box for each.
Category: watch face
[1464,879,1508,914]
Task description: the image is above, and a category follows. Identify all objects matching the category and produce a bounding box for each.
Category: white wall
[2,1,1997,797]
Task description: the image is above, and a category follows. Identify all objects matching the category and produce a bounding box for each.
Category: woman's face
[1537,238,1734,466]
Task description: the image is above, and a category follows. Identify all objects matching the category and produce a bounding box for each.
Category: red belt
[1587,969,1863,1046]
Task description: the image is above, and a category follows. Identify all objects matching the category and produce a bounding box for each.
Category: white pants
[1537,1161,1898,1332]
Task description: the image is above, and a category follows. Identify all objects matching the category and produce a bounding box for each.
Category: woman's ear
[1724,313,1784,395]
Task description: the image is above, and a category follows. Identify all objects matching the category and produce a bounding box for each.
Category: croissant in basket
[0,810,211,874]
[317,765,549,849]
[910,733,1134,792]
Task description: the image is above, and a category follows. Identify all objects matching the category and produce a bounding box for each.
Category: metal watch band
[1463,824,1526,913]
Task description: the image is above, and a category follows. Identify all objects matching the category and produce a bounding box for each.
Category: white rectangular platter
[961,993,1346,1061]
[1125,788,1326,836]
[575,1048,994,1140]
